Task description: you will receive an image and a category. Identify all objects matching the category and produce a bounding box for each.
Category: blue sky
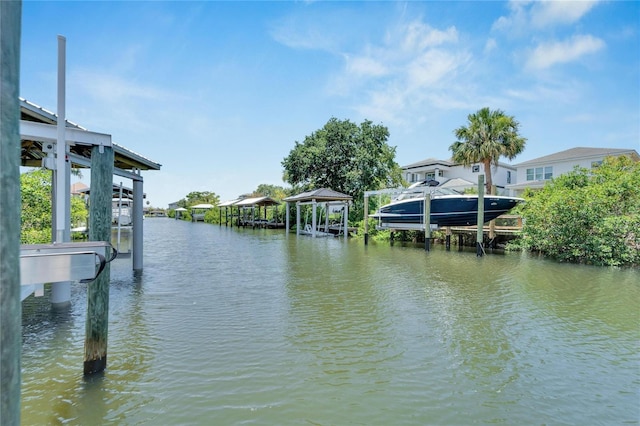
[20,1,640,208]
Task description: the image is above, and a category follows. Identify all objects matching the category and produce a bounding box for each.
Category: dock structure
[235,196,282,228]
[283,188,352,239]
[18,40,161,304]
[364,176,522,250]
[218,198,241,226]
[190,203,213,222]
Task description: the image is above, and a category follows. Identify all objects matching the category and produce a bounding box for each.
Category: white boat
[112,197,132,226]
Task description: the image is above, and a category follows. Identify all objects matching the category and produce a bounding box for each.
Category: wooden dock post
[445,227,451,251]
[364,195,369,245]
[424,192,431,251]
[476,175,485,257]
[1,2,23,422]
[84,144,113,375]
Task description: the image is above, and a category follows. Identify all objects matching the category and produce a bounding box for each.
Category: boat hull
[371,195,523,227]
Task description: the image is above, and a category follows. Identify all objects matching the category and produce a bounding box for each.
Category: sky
[20,0,640,208]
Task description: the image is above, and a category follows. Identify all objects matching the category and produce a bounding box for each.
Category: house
[401,158,516,195]
[507,147,640,195]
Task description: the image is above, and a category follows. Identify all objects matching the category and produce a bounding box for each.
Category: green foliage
[203,208,221,224]
[177,191,220,208]
[282,117,404,217]
[21,169,90,243]
[450,107,526,193]
[21,169,52,244]
[515,156,640,267]
[71,194,88,228]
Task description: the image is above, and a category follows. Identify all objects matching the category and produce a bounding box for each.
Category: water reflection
[20,220,640,425]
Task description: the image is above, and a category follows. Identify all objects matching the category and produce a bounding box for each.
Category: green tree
[450,107,526,193]
[20,169,90,243]
[21,169,52,244]
[282,117,403,216]
[252,184,288,200]
[178,191,220,208]
[515,156,639,266]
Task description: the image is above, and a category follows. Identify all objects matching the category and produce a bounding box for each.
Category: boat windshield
[395,186,462,200]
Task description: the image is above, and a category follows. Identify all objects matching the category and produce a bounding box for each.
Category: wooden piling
[0,2,23,422]
[476,175,485,257]
[424,193,431,251]
[363,195,369,245]
[445,227,451,251]
[84,144,113,375]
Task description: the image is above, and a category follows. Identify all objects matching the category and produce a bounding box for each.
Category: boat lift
[20,241,117,302]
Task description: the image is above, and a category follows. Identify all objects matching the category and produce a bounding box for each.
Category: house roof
[283,188,352,202]
[402,156,516,170]
[516,147,640,167]
[402,157,454,169]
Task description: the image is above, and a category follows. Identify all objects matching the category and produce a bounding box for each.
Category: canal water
[21,219,639,425]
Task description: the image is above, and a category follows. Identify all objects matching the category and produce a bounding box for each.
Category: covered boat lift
[234,196,281,227]
[19,94,161,304]
[283,188,352,238]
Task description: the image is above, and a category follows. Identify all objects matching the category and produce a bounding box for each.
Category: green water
[21,219,639,425]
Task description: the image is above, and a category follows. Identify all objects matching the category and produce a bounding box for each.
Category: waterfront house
[401,158,516,195]
[506,147,640,195]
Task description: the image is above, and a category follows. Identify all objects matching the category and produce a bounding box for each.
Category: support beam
[363,195,369,245]
[0,2,23,423]
[285,202,290,232]
[476,175,485,257]
[51,35,72,307]
[132,177,143,271]
[424,193,431,251]
[85,145,113,375]
[343,202,348,240]
[311,199,317,238]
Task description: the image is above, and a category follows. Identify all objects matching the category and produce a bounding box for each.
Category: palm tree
[450,107,526,194]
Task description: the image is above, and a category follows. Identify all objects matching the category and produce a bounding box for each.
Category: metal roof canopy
[284,188,351,239]
[20,98,161,180]
[283,188,352,204]
[76,184,146,200]
[234,196,280,207]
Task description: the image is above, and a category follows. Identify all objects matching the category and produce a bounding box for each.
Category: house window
[526,166,553,181]
[425,172,435,180]
[472,165,480,173]
[591,160,603,168]
[507,171,512,184]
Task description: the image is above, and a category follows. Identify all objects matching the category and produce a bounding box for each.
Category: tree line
[20,108,639,267]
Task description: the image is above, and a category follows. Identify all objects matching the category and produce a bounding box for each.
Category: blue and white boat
[370,180,524,228]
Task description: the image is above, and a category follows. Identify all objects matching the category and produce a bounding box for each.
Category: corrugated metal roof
[234,196,280,207]
[19,98,161,171]
[516,147,639,167]
[283,188,352,202]
[218,199,241,207]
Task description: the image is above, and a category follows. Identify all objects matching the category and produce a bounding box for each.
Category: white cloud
[396,21,459,52]
[525,34,605,70]
[484,38,498,54]
[529,0,600,28]
[335,20,469,125]
[492,0,600,33]
[345,55,389,78]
